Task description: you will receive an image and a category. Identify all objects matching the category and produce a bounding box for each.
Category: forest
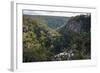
[23,14,91,62]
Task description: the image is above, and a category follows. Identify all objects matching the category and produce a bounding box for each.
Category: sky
[23,10,90,17]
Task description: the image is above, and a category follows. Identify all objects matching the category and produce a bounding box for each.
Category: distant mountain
[23,15,70,29]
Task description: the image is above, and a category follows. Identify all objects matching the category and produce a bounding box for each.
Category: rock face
[53,51,74,61]
[63,15,91,33]
[66,20,82,33]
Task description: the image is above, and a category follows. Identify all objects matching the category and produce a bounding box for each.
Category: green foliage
[23,14,91,62]
[23,16,61,62]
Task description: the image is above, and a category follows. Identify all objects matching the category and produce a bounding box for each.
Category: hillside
[60,15,91,33]
[59,15,91,60]
[23,14,91,62]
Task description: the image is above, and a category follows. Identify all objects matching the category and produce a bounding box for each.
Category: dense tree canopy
[23,15,91,62]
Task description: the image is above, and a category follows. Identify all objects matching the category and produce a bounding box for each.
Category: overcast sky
[23,10,89,17]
